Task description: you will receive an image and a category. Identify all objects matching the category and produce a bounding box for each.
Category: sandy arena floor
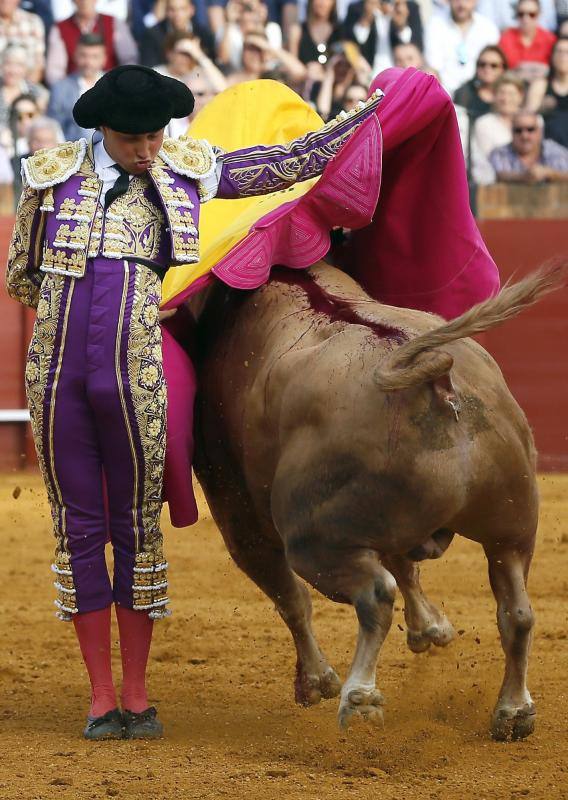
[0,472,567,800]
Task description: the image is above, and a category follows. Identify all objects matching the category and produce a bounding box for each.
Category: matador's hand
[159,308,178,322]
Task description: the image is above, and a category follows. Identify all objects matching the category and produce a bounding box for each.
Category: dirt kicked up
[0,472,567,800]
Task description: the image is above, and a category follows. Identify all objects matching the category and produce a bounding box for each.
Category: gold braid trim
[22,139,87,190]
[158,136,217,180]
[52,551,78,620]
[125,266,170,619]
[5,183,43,308]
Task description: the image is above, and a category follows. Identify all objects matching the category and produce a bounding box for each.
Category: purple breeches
[25,258,170,620]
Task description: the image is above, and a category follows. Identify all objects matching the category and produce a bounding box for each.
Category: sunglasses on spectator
[516,10,538,17]
[478,60,504,68]
[513,125,537,133]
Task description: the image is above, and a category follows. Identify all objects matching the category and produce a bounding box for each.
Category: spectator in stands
[133,0,230,39]
[216,0,283,71]
[226,30,307,85]
[0,45,48,135]
[490,108,568,180]
[392,40,426,67]
[476,0,557,32]
[46,33,106,142]
[470,73,525,182]
[424,0,499,96]
[157,32,226,92]
[0,0,46,82]
[499,0,556,81]
[20,0,53,33]
[527,36,568,145]
[472,74,525,154]
[315,42,371,117]
[342,0,424,75]
[559,16,568,35]
[140,0,216,65]
[288,0,343,77]
[0,137,13,183]
[46,0,138,86]
[558,1,568,28]
[341,80,368,108]
[1,93,40,159]
[454,44,508,120]
[163,45,226,136]
[10,113,63,203]
[165,68,222,136]
[26,115,64,154]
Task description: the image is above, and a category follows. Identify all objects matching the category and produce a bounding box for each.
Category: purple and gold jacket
[6,89,383,309]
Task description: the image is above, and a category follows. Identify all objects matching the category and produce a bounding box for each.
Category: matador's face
[100,127,166,175]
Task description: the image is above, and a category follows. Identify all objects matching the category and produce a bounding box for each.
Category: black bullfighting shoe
[122,706,163,740]
[83,708,124,740]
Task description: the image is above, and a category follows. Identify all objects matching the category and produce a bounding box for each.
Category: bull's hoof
[295,666,342,706]
[338,687,385,730]
[491,703,536,742]
[407,618,456,653]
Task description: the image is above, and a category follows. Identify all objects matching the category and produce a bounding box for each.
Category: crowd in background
[1,0,568,201]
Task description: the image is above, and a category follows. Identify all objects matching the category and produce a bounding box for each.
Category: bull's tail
[374,260,568,391]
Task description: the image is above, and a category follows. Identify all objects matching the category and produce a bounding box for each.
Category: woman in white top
[470,73,525,184]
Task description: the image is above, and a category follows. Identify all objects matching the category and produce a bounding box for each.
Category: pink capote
[161,67,500,528]
[341,68,500,317]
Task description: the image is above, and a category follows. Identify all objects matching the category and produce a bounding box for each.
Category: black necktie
[104,163,130,210]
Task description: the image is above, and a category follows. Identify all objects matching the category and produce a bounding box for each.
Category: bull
[191,259,565,741]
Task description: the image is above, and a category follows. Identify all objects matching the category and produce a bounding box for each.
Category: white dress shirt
[425,11,500,98]
[52,0,128,21]
[93,133,131,205]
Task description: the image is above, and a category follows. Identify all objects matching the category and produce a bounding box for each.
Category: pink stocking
[115,605,154,713]
[73,607,117,718]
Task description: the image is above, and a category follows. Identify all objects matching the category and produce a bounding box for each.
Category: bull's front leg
[287,542,396,730]
[485,546,536,741]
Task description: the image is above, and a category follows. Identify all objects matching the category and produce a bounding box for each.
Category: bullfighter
[5,65,382,740]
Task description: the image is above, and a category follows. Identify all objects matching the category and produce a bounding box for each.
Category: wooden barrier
[0,184,14,216]
[477,183,568,219]
[1,215,567,470]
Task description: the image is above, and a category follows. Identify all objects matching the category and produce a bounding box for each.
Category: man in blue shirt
[490,110,568,183]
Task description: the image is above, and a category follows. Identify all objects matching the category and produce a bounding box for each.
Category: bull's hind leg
[485,546,536,741]
[286,541,396,730]
[382,555,456,653]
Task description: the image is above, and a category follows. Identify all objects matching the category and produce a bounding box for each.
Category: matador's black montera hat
[73,65,195,133]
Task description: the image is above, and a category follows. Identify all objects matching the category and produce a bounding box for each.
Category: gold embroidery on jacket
[171,232,199,261]
[41,246,85,276]
[56,195,98,221]
[168,206,197,233]
[52,222,91,250]
[225,129,352,196]
[103,177,164,260]
[157,182,194,208]
[23,140,86,188]
[159,136,215,179]
[5,184,42,308]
